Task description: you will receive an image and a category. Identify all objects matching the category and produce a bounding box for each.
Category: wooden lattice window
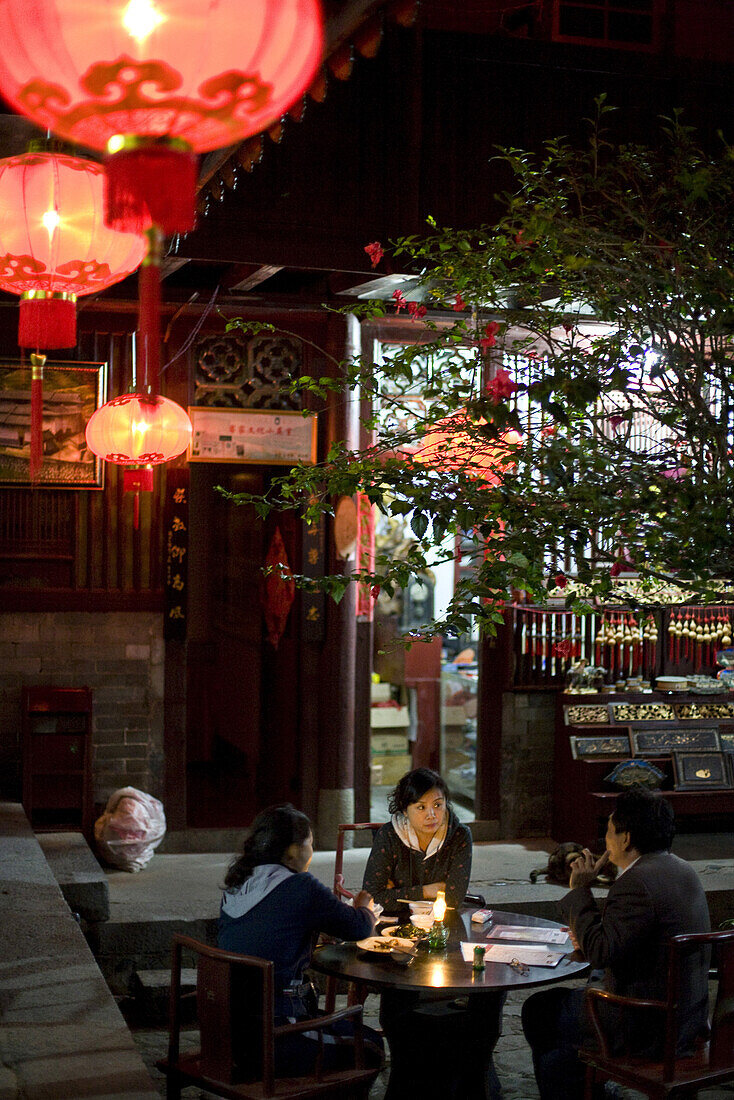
[553,0,658,50]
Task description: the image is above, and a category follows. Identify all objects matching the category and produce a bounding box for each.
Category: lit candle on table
[428,890,449,951]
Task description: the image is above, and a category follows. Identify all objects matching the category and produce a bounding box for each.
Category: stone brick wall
[0,612,164,808]
[500,690,557,837]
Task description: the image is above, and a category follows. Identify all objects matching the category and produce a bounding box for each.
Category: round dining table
[311,907,589,995]
[310,908,589,1099]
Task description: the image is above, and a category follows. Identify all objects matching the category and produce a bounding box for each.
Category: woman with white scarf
[363,767,471,913]
[363,769,503,1100]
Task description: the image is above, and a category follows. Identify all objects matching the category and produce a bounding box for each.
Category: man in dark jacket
[522,789,710,1099]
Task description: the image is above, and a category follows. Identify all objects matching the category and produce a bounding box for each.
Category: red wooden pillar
[314,315,360,846]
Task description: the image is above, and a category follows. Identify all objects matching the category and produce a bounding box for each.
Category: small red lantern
[0,0,323,235]
[85,391,192,526]
[416,411,522,485]
[0,151,147,349]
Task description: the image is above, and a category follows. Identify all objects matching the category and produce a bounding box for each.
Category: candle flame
[432,890,447,923]
[122,0,165,43]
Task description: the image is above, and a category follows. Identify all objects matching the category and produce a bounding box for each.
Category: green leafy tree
[224,101,734,638]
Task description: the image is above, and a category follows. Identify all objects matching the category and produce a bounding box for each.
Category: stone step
[86,915,217,996]
[132,967,197,1026]
[37,830,110,923]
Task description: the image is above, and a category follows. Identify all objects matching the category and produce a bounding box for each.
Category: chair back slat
[334,822,384,896]
[710,930,734,1068]
[160,935,380,1099]
[197,953,238,1084]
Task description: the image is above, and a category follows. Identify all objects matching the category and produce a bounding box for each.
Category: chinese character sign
[164,467,189,640]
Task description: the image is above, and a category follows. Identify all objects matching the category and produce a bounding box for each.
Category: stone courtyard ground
[131,980,734,1099]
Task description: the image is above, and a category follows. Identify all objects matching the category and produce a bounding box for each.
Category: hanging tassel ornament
[105,137,198,236]
[29,352,45,480]
[20,291,76,349]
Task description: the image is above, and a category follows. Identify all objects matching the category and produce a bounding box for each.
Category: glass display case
[440,661,479,812]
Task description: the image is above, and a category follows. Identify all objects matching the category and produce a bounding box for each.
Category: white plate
[357,935,414,954]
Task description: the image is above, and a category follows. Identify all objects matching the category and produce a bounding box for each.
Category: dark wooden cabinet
[553,691,734,847]
[22,686,93,837]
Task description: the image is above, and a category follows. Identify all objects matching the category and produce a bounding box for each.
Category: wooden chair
[580,928,734,1099]
[333,821,486,908]
[156,933,381,1099]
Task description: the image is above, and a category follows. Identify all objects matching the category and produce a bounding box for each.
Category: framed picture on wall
[0,360,106,488]
[188,406,317,465]
[672,751,732,791]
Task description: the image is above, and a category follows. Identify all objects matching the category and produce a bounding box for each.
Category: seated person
[522,789,711,1100]
[363,768,503,1100]
[363,766,471,911]
[218,803,382,1077]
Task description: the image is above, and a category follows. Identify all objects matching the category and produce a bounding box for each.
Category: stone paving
[130,982,734,1099]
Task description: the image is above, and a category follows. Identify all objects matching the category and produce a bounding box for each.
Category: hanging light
[85,392,192,468]
[0,149,147,476]
[0,150,147,349]
[415,410,522,485]
[85,229,192,527]
[0,0,324,235]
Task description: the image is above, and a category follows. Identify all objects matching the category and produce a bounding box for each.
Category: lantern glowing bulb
[123,0,165,43]
[433,891,447,923]
[41,208,60,237]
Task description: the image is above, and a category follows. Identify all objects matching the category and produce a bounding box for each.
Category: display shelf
[22,686,93,838]
[553,691,734,846]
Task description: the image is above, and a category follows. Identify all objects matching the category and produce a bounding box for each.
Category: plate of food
[382,922,429,941]
[357,935,415,954]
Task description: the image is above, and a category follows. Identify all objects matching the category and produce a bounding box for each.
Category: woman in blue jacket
[219,803,382,1076]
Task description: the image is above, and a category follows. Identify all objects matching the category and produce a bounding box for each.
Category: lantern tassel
[105,143,197,236]
[137,228,163,392]
[19,295,76,349]
[30,352,46,481]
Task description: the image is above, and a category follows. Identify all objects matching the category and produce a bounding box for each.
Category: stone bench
[0,802,158,1100]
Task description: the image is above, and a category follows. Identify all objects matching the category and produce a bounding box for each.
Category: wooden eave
[196,0,418,209]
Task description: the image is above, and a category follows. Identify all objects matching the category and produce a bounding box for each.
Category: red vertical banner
[356,492,375,621]
[164,467,189,640]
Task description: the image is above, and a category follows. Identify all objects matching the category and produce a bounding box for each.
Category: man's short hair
[611,789,675,853]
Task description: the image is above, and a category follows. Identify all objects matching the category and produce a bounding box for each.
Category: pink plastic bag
[94,786,166,872]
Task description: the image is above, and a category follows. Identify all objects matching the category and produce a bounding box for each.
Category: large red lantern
[0,0,323,235]
[0,151,147,350]
[415,411,522,485]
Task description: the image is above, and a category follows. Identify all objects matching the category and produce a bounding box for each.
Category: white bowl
[410,914,434,931]
[655,676,688,692]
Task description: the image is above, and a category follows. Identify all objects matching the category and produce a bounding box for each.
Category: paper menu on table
[487,925,569,945]
[460,942,564,967]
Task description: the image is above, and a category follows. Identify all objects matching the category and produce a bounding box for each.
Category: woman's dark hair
[224,803,311,891]
[388,767,450,816]
[611,789,675,854]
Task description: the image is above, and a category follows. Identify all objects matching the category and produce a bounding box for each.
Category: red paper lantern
[0,151,147,349]
[85,392,192,465]
[85,391,192,526]
[0,0,323,234]
[415,411,522,485]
